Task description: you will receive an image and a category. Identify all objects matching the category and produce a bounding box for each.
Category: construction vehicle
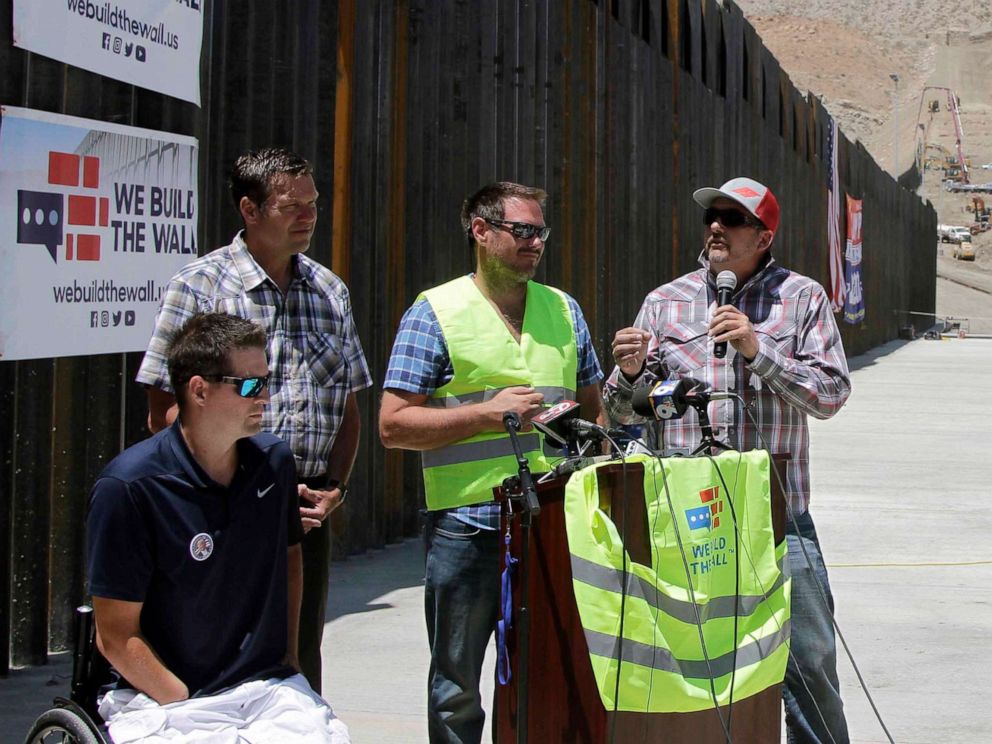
[952,236,975,260]
[938,224,972,243]
[967,197,991,232]
[924,143,962,171]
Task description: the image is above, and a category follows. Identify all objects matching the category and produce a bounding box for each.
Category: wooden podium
[493,457,787,743]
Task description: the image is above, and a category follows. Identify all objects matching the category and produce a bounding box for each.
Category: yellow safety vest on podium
[564,451,791,712]
[419,275,577,510]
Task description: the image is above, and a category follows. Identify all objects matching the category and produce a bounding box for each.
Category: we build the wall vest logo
[685,486,725,531]
[685,485,732,576]
[17,151,109,263]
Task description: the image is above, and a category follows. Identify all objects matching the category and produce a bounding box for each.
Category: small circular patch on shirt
[189,532,214,561]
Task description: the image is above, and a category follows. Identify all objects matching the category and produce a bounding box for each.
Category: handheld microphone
[713,270,737,359]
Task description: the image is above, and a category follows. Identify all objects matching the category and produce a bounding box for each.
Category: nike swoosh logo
[257,483,275,499]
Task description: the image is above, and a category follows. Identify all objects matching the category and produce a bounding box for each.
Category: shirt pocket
[307,332,346,387]
[755,321,798,358]
[659,322,710,376]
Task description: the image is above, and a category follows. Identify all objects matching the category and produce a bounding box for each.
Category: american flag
[826,115,845,311]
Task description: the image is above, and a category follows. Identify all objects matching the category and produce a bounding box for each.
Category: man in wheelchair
[84,313,350,743]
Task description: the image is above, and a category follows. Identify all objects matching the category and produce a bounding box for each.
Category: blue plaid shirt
[384,277,603,529]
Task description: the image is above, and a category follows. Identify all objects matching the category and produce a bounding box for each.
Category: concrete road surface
[3,337,990,744]
[320,336,992,743]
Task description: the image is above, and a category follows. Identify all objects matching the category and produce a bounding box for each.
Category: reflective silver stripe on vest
[570,553,787,624]
[425,386,572,408]
[422,433,540,468]
[583,619,790,679]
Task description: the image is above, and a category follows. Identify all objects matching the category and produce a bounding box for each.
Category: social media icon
[16,190,63,263]
[135,45,146,62]
[112,311,122,327]
[124,43,133,58]
[113,37,122,54]
[124,310,136,326]
[102,33,111,50]
[100,311,109,327]
[90,311,98,328]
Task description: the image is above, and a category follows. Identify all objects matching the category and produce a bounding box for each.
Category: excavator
[966,196,990,232]
[923,143,969,177]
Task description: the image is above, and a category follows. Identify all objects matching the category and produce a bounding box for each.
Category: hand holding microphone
[488,386,544,431]
[710,270,759,361]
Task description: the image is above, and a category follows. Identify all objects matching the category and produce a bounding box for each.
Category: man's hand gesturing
[612,327,651,379]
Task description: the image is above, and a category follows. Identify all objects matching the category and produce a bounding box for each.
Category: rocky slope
[736,1,992,185]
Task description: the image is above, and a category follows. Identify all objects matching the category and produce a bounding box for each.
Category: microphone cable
[651,451,734,743]
[740,405,896,744]
[636,388,863,742]
[618,435,733,744]
[602,431,629,744]
[599,430,731,744]
[718,393,838,742]
[701,449,744,732]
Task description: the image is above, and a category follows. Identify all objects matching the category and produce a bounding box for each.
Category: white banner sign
[13,0,203,105]
[0,106,198,361]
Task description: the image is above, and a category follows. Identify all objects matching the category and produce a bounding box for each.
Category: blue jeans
[784,511,850,744]
[424,511,500,744]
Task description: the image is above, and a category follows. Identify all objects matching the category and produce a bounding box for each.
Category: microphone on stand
[531,400,607,448]
[713,270,738,359]
[631,378,733,421]
[630,378,738,454]
[502,411,540,515]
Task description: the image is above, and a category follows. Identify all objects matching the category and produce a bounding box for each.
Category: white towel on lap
[99,674,351,744]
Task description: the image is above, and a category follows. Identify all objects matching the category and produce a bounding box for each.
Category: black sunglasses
[703,207,765,230]
[202,374,271,398]
[485,218,551,242]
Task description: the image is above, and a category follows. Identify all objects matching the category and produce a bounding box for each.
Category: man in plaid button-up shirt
[605,177,851,744]
[137,148,372,695]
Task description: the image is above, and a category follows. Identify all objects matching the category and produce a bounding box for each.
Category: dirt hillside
[734,0,992,271]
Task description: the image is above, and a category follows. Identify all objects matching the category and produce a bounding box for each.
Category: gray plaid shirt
[604,255,851,514]
[136,232,372,478]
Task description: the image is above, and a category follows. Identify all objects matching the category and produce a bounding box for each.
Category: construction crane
[914,86,970,184]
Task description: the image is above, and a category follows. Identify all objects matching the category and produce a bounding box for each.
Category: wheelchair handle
[71,605,95,705]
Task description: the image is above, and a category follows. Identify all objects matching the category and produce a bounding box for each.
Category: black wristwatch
[328,479,349,503]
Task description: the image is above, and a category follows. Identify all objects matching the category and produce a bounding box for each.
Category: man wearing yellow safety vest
[379,182,604,743]
[605,177,852,744]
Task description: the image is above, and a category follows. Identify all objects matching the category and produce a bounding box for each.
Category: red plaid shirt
[604,255,851,514]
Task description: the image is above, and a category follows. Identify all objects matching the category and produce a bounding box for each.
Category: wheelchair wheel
[24,706,102,744]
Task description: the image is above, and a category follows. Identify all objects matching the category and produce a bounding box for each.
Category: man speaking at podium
[379,182,603,742]
[604,177,852,744]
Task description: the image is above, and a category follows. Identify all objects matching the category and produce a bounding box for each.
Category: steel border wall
[0,0,935,671]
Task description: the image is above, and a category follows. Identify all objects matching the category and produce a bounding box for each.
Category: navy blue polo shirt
[86,421,303,697]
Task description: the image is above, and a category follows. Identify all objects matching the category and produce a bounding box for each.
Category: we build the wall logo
[17,151,109,263]
[685,486,725,531]
[685,485,732,577]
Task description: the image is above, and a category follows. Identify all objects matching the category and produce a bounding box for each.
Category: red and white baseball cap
[693,177,780,235]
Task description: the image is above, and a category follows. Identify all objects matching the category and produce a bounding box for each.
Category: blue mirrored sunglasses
[203,374,270,398]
